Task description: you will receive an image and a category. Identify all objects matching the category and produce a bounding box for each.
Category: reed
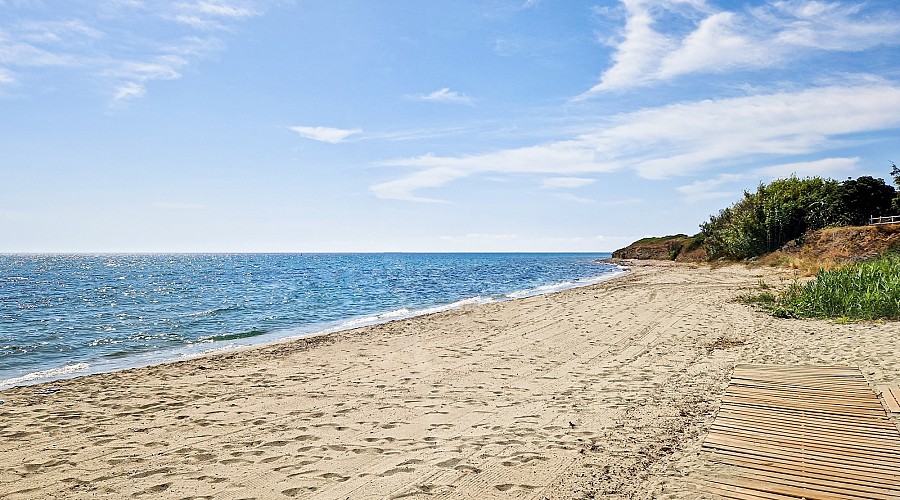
[750,253,900,320]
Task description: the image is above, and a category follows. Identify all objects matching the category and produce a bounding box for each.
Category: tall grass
[749,253,900,320]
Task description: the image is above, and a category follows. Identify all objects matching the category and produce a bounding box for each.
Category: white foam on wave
[323,296,495,334]
[338,307,413,329]
[504,268,628,299]
[0,362,90,388]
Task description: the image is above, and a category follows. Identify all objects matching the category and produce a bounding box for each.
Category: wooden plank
[695,478,805,500]
[728,382,883,398]
[709,419,900,454]
[704,433,900,472]
[711,412,900,444]
[881,386,900,413]
[696,364,900,500]
[713,405,900,435]
[707,450,900,486]
[728,475,876,500]
[715,456,900,495]
[729,470,900,500]
[722,389,885,409]
[728,385,875,408]
[703,441,900,479]
[719,396,885,418]
[710,411,900,441]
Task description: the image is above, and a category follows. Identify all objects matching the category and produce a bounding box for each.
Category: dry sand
[1,261,898,499]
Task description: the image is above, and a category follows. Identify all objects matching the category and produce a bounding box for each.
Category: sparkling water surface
[0,253,619,387]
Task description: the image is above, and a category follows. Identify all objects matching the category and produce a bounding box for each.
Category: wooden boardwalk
[695,364,900,499]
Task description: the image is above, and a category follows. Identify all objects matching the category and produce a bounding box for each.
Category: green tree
[701,176,842,260]
[838,176,895,225]
[891,162,900,214]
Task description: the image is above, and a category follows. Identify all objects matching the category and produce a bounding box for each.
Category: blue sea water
[0,253,620,387]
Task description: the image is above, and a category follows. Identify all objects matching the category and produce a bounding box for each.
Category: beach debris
[0,399,4,405]
[34,386,60,395]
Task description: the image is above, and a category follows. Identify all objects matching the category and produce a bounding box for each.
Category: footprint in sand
[435,458,461,468]
[494,484,536,492]
[320,472,350,482]
[380,467,415,477]
[282,486,316,496]
[133,482,171,496]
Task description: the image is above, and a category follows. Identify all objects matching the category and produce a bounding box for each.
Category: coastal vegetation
[744,252,900,320]
[700,175,895,260]
[614,169,900,320]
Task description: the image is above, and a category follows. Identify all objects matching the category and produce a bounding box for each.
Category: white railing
[870,215,900,225]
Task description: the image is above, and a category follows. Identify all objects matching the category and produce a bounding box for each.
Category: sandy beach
[2,261,899,499]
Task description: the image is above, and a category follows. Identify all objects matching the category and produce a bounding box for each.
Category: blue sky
[3,0,900,252]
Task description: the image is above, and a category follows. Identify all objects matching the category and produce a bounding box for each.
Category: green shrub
[700,175,897,260]
[749,253,900,320]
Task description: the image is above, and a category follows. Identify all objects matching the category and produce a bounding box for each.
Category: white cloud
[542,177,596,188]
[0,67,15,84]
[289,126,362,144]
[555,192,594,203]
[676,157,861,202]
[677,173,749,202]
[755,157,859,178]
[0,1,271,101]
[166,0,262,29]
[657,12,770,79]
[113,81,146,100]
[416,87,473,105]
[0,29,81,67]
[586,0,900,94]
[371,166,465,203]
[375,84,900,201]
[104,56,188,101]
[17,19,104,44]
[587,0,674,93]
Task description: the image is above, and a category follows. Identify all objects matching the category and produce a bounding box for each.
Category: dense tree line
[700,175,896,260]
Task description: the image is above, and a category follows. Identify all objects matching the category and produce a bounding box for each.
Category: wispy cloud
[415,87,473,105]
[677,173,750,202]
[541,177,596,188]
[371,166,463,203]
[166,0,261,29]
[754,157,859,178]
[289,126,362,144]
[374,83,900,201]
[676,157,861,202]
[585,0,900,94]
[0,67,15,85]
[554,192,594,203]
[0,1,271,102]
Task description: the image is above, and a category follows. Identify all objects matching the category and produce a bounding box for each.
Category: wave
[504,269,628,299]
[295,272,628,339]
[0,362,90,388]
[332,296,495,331]
[203,329,268,342]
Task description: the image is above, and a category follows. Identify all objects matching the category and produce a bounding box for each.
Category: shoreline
[0,265,628,390]
[2,261,898,499]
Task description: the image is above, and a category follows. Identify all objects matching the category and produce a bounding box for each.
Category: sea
[0,253,623,388]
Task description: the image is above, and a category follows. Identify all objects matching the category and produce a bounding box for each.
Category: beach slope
[2,262,898,499]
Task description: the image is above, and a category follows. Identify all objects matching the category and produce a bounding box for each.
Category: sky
[3,0,900,252]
